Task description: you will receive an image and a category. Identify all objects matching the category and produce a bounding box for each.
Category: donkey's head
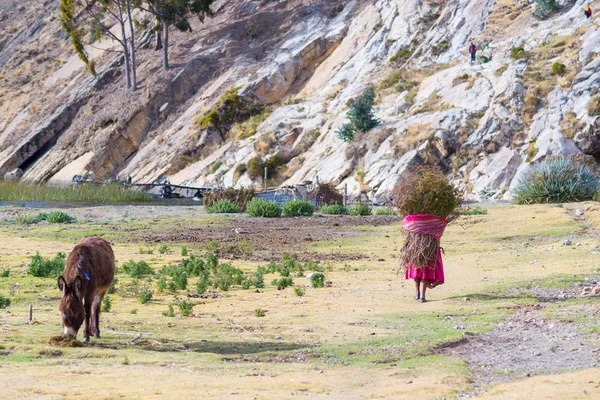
[57,275,85,338]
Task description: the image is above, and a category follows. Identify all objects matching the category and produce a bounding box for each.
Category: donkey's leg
[93,293,104,339]
[83,296,93,343]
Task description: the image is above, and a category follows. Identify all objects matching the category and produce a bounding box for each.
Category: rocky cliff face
[2,0,600,201]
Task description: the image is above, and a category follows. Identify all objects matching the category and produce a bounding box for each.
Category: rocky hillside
[2,0,600,201]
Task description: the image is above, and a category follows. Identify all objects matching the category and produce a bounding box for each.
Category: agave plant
[513,157,599,204]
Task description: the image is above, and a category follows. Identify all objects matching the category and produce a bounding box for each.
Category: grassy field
[0,203,599,399]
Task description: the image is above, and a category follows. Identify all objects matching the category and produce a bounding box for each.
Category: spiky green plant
[513,158,599,204]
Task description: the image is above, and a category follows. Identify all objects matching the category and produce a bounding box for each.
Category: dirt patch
[47,335,85,347]
[132,215,401,261]
[438,303,600,396]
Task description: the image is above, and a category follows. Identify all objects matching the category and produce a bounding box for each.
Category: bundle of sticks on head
[392,167,462,272]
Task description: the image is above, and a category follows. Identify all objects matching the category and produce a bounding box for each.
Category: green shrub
[389,48,412,63]
[247,156,264,180]
[45,211,76,223]
[349,203,372,216]
[28,252,66,278]
[375,207,395,215]
[380,70,402,89]
[510,46,527,60]
[101,296,111,312]
[178,254,207,277]
[283,200,315,216]
[156,276,167,292]
[336,87,379,142]
[310,272,326,288]
[294,287,305,297]
[254,308,266,317]
[163,305,175,317]
[203,187,255,211]
[532,0,559,18]
[180,246,188,256]
[107,277,118,294]
[178,300,195,317]
[139,247,154,254]
[206,199,241,213]
[211,161,223,174]
[234,163,247,182]
[1,268,10,277]
[246,198,282,217]
[320,204,348,215]
[213,263,245,291]
[461,207,488,215]
[137,285,153,304]
[272,277,294,289]
[431,40,449,56]
[552,62,566,76]
[0,295,10,308]
[514,157,599,204]
[121,260,154,278]
[158,244,171,254]
[130,309,138,314]
[393,167,462,220]
[15,214,45,225]
[196,273,211,294]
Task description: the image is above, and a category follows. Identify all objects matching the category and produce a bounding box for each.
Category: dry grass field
[0,202,599,399]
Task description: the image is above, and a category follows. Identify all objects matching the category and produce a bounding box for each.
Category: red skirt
[404,248,444,285]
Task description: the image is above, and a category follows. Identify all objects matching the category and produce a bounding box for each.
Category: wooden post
[28,304,33,324]
[316,175,319,187]
[264,167,268,192]
[343,184,347,207]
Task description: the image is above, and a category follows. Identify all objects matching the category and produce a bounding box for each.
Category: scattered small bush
[178,300,194,317]
[336,87,379,142]
[163,305,175,317]
[254,308,266,317]
[246,198,282,217]
[213,263,245,291]
[273,277,294,289]
[180,246,188,256]
[461,207,488,215]
[137,285,153,304]
[28,252,66,278]
[15,214,44,225]
[206,199,242,214]
[196,273,211,294]
[45,211,76,223]
[552,62,566,76]
[513,157,599,204]
[294,287,305,297]
[121,260,154,278]
[389,48,412,64]
[130,309,138,314]
[0,295,10,308]
[320,204,348,215]
[310,273,326,288]
[101,296,111,312]
[587,96,600,116]
[107,277,118,294]
[139,247,154,254]
[375,207,396,215]
[158,244,171,255]
[510,46,527,60]
[1,268,10,277]
[247,157,264,180]
[349,203,372,216]
[203,187,255,211]
[283,200,315,217]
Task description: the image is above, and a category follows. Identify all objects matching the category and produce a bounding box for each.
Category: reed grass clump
[0,182,152,203]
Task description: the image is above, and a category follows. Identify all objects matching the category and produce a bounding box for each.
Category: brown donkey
[57,237,115,342]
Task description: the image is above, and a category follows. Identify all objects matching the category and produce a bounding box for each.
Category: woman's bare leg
[414,279,421,300]
[420,280,429,303]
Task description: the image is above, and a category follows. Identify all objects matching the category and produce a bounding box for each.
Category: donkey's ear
[57,275,67,295]
[73,276,83,299]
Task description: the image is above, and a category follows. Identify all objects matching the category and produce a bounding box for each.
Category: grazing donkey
[57,237,115,342]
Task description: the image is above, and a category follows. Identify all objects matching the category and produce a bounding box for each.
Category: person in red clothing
[469,42,476,64]
[585,5,593,18]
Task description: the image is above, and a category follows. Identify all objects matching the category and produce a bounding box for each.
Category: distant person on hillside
[469,42,477,64]
[585,5,593,18]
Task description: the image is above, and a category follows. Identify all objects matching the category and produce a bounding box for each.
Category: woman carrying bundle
[393,168,461,303]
